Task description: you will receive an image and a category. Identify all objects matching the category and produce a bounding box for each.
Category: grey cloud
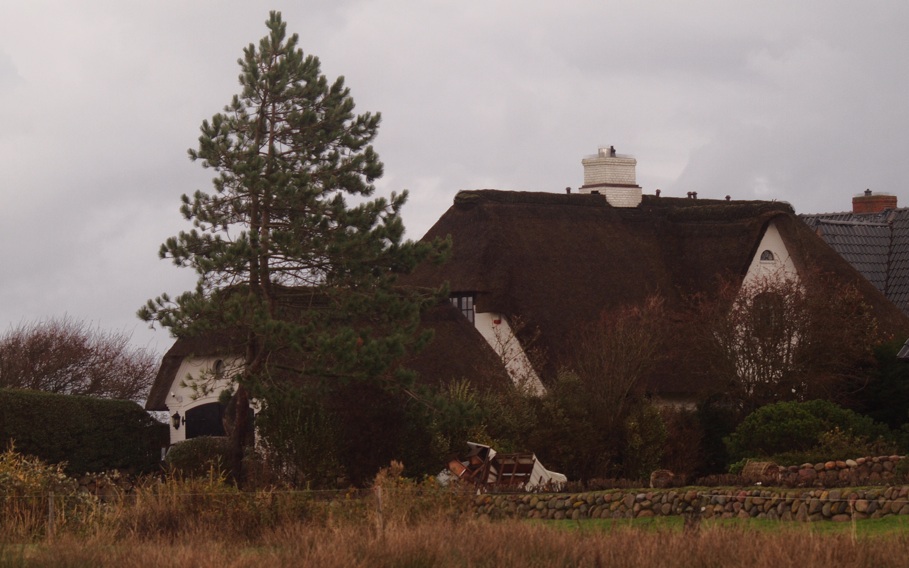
[1,1,907,354]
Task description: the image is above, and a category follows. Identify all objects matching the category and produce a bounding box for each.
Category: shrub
[620,402,666,480]
[255,387,343,488]
[660,406,706,478]
[164,436,232,478]
[371,461,472,527]
[0,444,92,539]
[0,388,168,474]
[725,399,893,465]
[0,443,75,497]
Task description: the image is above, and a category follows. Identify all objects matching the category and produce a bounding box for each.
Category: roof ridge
[813,219,890,227]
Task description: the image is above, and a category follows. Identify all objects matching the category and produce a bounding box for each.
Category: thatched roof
[147,189,909,409]
[145,302,511,411]
[403,190,909,394]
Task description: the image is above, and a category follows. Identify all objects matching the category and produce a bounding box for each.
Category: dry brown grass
[4,464,909,567]
[5,519,909,568]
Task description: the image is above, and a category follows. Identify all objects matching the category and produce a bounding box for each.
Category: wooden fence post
[375,486,384,535]
[47,491,55,542]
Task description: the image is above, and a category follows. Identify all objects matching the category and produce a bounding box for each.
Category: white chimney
[579,146,642,207]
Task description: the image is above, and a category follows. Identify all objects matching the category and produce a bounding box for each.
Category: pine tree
[140,11,446,484]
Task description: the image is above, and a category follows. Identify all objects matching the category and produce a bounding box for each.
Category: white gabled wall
[735,220,801,395]
[473,311,546,395]
[742,220,798,285]
[164,356,240,444]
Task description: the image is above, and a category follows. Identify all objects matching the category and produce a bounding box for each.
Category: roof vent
[579,146,642,208]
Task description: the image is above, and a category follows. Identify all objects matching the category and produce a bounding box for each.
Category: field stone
[799,468,818,483]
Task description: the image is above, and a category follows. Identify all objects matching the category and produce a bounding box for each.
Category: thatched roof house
[146,147,909,443]
[402,188,909,400]
[145,302,511,415]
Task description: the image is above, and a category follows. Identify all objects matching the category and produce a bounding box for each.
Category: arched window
[185,402,226,438]
[760,250,775,262]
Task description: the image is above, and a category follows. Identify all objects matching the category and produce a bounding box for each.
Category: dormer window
[760,250,775,262]
[450,293,475,323]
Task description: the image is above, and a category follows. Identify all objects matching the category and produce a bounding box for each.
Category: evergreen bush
[0,388,167,474]
[725,399,893,465]
[164,436,232,478]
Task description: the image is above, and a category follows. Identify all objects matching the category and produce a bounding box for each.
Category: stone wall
[776,456,904,487]
[475,486,909,522]
[75,471,135,499]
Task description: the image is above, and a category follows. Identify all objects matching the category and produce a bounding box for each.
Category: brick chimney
[853,189,897,214]
[579,146,642,208]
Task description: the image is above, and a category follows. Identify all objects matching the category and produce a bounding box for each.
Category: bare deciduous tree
[0,317,157,401]
[531,296,667,480]
[694,270,881,411]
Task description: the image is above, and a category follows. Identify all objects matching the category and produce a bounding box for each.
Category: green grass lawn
[544,513,909,537]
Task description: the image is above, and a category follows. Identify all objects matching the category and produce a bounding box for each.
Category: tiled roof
[801,209,909,316]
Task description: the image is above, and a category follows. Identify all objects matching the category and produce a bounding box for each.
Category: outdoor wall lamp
[171,412,182,430]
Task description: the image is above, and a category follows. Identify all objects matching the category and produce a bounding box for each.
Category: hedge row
[0,388,168,474]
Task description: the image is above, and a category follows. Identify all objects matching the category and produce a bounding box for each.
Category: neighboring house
[145,303,512,446]
[403,148,908,405]
[800,191,909,317]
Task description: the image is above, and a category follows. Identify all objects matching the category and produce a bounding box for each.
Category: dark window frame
[450,293,476,323]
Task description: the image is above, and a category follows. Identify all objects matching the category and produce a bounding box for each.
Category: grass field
[4,468,909,567]
[4,516,909,567]
[553,513,909,536]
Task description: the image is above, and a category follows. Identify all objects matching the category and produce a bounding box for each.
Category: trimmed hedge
[165,436,232,478]
[0,388,168,474]
[725,399,893,465]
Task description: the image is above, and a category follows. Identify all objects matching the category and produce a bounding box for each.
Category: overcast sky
[2,1,907,356]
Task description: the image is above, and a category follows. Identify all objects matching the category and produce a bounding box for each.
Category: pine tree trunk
[230,383,251,486]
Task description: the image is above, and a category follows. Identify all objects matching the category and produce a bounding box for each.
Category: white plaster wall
[581,155,637,186]
[473,311,546,395]
[742,221,798,286]
[735,220,801,394]
[164,356,240,444]
[603,188,643,208]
